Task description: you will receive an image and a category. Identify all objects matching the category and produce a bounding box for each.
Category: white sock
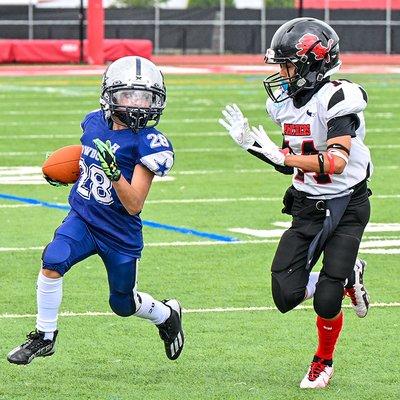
[134,292,171,325]
[304,272,319,300]
[36,271,63,339]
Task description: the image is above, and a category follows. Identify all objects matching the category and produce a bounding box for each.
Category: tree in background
[265,0,294,7]
[188,0,235,7]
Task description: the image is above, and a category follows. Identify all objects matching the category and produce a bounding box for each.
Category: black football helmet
[263,17,341,103]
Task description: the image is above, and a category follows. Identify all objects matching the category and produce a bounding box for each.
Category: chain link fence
[0,2,399,54]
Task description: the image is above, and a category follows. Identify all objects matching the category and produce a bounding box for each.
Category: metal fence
[0,3,399,54]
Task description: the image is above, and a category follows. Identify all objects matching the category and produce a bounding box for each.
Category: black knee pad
[323,234,360,280]
[109,291,136,317]
[272,273,306,313]
[313,274,344,319]
[42,238,71,276]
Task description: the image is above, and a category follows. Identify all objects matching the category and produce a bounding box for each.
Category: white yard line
[0,240,279,252]
[0,131,231,140]
[0,204,41,208]
[146,197,282,204]
[1,147,400,157]
[0,302,399,320]
[0,127,399,140]
[1,236,400,252]
[1,194,399,207]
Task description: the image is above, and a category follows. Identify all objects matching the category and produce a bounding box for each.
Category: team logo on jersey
[284,123,311,136]
[306,109,317,117]
[295,33,334,61]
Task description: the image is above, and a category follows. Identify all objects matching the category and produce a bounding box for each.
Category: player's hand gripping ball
[93,138,121,182]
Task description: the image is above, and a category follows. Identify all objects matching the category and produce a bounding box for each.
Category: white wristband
[327,148,349,164]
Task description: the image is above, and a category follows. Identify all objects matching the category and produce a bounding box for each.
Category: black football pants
[271,184,370,319]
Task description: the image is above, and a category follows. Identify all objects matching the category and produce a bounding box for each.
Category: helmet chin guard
[100,56,166,132]
[264,18,341,103]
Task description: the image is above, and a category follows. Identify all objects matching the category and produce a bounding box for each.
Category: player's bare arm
[113,164,154,215]
[284,135,351,174]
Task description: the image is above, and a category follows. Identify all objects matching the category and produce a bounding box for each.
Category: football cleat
[156,299,184,360]
[300,356,334,389]
[7,330,58,365]
[345,259,370,318]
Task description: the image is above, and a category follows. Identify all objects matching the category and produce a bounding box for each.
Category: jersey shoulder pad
[138,128,174,176]
[81,109,101,131]
[321,80,368,120]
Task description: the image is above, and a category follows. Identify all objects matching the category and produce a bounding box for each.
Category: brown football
[42,145,82,184]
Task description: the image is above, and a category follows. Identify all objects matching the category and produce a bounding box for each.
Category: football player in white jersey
[220,17,371,389]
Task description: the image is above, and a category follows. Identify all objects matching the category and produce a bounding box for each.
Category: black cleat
[157,299,184,360]
[7,330,58,365]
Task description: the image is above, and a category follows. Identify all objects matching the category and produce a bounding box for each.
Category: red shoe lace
[308,361,326,381]
[345,287,357,306]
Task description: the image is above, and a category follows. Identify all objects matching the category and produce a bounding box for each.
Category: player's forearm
[284,153,346,174]
[112,176,144,215]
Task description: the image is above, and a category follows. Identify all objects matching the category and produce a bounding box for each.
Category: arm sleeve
[327,114,359,139]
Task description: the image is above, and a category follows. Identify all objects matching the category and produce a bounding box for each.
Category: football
[42,145,82,184]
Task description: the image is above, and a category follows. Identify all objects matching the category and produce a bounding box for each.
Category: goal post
[87,0,104,65]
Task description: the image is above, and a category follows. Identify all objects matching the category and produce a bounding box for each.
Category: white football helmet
[100,56,166,132]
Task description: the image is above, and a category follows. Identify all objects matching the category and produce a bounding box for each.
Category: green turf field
[0,73,399,400]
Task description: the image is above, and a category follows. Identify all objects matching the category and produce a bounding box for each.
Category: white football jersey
[266,79,372,198]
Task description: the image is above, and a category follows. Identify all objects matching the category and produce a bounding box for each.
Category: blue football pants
[42,211,139,316]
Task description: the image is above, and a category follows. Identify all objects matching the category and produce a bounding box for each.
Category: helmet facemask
[263,48,336,103]
[102,86,166,132]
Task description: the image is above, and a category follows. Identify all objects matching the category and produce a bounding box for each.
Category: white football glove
[248,125,287,166]
[218,104,254,150]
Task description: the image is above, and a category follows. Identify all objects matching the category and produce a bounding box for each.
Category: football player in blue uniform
[7,56,184,365]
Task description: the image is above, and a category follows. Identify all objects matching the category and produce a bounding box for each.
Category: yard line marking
[0,166,399,177]
[147,197,282,204]
[0,134,80,140]
[0,204,40,208]
[0,240,278,252]
[0,127,399,139]
[173,168,275,175]
[1,194,399,207]
[0,246,45,252]
[0,132,233,140]
[0,193,239,243]
[1,148,400,157]
[361,249,400,254]
[360,239,400,248]
[1,236,400,252]
[231,223,400,238]
[272,221,400,231]
[0,302,399,319]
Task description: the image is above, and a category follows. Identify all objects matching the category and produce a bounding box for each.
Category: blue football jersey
[68,110,174,256]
